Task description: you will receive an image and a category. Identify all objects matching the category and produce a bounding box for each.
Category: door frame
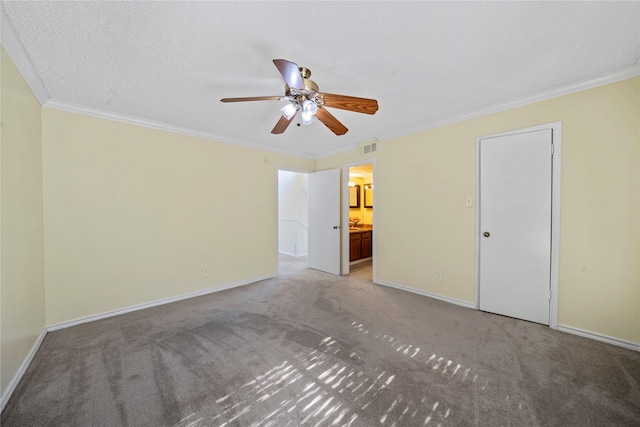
[341,159,377,280]
[474,122,562,329]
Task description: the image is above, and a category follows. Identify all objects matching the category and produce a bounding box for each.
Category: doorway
[277,170,309,273]
[342,160,376,281]
[475,122,561,328]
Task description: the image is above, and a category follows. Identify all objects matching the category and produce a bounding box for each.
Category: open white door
[309,169,341,274]
[478,129,553,325]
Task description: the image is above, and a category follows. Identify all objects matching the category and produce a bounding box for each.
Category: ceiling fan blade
[273,59,305,90]
[220,96,284,103]
[271,111,298,134]
[316,108,348,136]
[321,93,379,115]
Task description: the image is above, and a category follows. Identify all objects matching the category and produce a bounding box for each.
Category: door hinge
[551,143,554,155]
[547,288,552,300]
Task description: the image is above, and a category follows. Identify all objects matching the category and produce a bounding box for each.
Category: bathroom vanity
[349,229,372,262]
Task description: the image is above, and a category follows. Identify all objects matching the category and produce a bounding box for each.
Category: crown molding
[4,1,638,160]
[43,99,315,159]
[315,143,360,159]
[378,62,640,142]
[1,9,50,105]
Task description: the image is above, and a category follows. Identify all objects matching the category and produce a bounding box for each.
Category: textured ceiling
[2,1,639,158]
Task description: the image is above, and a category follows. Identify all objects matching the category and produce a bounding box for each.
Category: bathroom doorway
[342,160,375,281]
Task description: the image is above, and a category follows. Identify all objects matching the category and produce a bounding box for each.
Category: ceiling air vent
[361,141,377,155]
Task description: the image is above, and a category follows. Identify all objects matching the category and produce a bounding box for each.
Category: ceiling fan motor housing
[299,67,319,91]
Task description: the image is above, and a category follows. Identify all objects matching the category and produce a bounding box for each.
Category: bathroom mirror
[349,185,361,208]
[364,184,373,208]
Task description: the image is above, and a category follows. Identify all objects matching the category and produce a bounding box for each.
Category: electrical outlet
[258,204,265,210]
[203,268,209,277]
[435,271,444,280]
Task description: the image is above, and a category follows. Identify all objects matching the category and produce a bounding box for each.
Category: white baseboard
[47,274,274,332]
[374,279,475,309]
[374,279,639,353]
[557,324,640,352]
[3,276,636,415]
[0,329,47,413]
[1,274,274,413]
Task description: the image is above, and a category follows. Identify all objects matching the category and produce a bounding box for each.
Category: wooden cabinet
[349,230,372,262]
[350,232,362,261]
[361,231,372,258]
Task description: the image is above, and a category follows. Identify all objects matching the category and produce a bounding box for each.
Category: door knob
[483,232,490,237]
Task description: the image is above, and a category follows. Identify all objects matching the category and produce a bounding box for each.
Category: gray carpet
[2,255,639,426]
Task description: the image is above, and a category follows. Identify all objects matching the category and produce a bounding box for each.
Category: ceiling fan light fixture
[280,102,298,120]
[300,99,318,125]
[301,112,315,125]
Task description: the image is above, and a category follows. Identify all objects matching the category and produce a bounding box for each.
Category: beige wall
[318,77,640,344]
[41,109,313,325]
[0,48,46,396]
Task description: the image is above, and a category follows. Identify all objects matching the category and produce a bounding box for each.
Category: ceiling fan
[221,59,378,136]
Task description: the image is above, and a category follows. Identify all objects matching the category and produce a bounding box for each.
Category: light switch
[465,196,473,207]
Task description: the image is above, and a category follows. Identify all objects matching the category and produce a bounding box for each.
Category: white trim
[475,122,562,329]
[46,274,274,332]
[549,124,562,329]
[41,62,638,161]
[378,63,640,143]
[375,279,475,310]
[3,0,637,161]
[42,99,315,160]
[1,274,272,411]
[558,325,640,352]
[0,11,50,105]
[37,62,640,161]
[372,278,640,353]
[3,0,637,162]
[315,144,359,159]
[0,329,47,412]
